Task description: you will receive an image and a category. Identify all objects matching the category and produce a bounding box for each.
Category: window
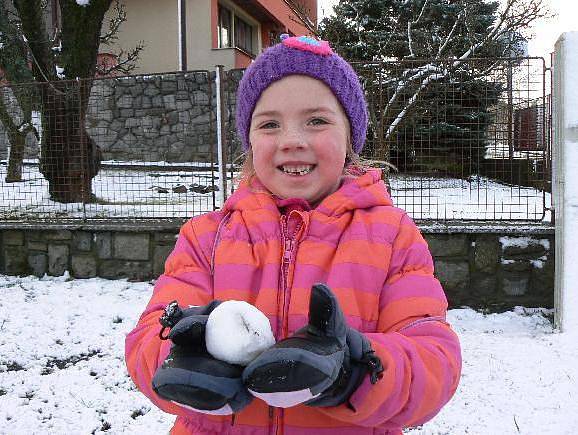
[218,4,231,48]
[217,4,256,55]
[235,16,253,54]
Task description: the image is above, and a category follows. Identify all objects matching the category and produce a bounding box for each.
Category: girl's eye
[309,117,328,126]
[260,121,279,129]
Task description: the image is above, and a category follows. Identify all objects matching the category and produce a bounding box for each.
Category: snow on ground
[0,162,550,222]
[0,275,576,434]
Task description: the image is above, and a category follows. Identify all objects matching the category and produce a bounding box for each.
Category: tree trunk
[0,93,27,183]
[39,81,100,203]
[5,129,27,183]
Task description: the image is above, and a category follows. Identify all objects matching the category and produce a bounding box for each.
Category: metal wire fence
[353,56,551,221]
[0,58,552,223]
[0,71,224,223]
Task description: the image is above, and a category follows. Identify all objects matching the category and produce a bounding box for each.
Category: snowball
[205,301,275,366]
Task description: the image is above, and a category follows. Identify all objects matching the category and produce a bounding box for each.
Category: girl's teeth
[282,165,313,175]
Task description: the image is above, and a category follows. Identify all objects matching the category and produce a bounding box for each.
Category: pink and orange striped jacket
[125,169,461,435]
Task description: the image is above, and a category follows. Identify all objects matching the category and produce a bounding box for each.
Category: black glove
[152,300,253,415]
[243,283,383,408]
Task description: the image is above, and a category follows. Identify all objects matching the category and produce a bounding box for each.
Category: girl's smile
[249,75,351,206]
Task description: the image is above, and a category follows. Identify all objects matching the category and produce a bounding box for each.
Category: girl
[126,35,461,435]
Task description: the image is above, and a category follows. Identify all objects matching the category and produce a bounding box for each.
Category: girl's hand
[152,300,253,415]
[242,284,383,408]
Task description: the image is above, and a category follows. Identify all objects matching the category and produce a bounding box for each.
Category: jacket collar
[223,168,393,217]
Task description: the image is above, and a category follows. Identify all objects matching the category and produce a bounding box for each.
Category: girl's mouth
[278,164,315,176]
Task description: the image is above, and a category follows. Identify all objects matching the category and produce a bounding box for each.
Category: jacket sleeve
[125,215,218,416]
[319,212,462,429]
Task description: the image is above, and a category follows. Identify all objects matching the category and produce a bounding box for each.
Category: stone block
[176,90,189,101]
[48,244,69,276]
[119,76,136,86]
[473,236,499,273]
[72,232,92,252]
[501,273,529,296]
[193,112,211,125]
[114,233,150,260]
[161,79,178,93]
[434,260,470,291]
[122,132,138,145]
[470,273,498,297]
[529,255,555,296]
[3,231,24,246]
[125,118,141,129]
[141,96,152,109]
[99,110,113,122]
[94,233,112,260]
[99,260,153,281]
[144,84,160,97]
[163,95,177,110]
[193,91,209,106]
[176,100,192,111]
[116,94,134,109]
[160,125,171,136]
[426,234,468,258]
[154,245,174,276]
[152,95,164,108]
[178,111,191,125]
[45,230,72,241]
[129,84,143,98]
[500,237,548,258]
[27,241,47,251]
[501,259,531,272]
[28,252,47,277]
[167,111,179,125]
[71,254,97,278]
[3,246,27,275]
[170,124,184,133]
[120,108,135,118]
[154,232,178,243]
[26,230,44,241]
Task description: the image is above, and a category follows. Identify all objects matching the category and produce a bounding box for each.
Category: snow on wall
[499,236,550,250]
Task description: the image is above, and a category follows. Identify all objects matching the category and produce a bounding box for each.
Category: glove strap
[159,300,183,340]
[358,350,384,384]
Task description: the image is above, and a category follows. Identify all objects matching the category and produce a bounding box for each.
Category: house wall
[255,0,313,36]
[186,0,239,70]
[104,0,180,74]
[101,0,314,74]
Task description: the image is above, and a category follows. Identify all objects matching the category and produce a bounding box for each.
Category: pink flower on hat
[281,34,334,56]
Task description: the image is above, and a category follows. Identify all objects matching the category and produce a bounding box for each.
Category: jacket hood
[223,168,393,217]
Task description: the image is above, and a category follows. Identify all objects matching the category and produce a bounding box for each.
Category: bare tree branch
[95,41,144,76]
[100,0,126,45]
[382,0,550,141]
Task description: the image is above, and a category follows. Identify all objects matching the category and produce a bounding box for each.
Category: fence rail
[0,58,551,224]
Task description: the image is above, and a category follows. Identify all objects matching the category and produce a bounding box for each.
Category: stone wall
[0,223,554,310]
[0,70,244,163]
[423,225,554,310]
[85,72,216,162]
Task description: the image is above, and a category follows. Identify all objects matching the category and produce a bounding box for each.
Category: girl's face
[249,75,350,206]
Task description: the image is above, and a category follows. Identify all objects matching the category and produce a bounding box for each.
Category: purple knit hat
[236,35,368,154]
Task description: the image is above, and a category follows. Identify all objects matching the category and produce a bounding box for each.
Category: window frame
[216,2,257,56]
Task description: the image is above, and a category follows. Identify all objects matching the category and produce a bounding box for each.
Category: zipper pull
[283,239,293,261]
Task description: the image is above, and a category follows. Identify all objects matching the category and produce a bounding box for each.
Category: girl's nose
[279,127,306,150]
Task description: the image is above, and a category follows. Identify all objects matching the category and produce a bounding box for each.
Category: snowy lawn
[0,161,550,222]
[1,274,576,434]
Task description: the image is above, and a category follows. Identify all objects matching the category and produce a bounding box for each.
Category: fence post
[552,32,578,332]
[215,65,227,206]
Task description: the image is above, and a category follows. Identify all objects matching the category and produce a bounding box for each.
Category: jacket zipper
[275,214,300,435]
